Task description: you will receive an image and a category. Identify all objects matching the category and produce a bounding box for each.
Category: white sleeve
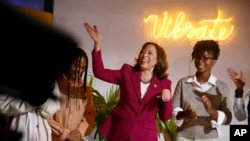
[172,106,184,127]
[233,98,247,121]
[0,94,35,116]
[38,82,61,119]
[211,110,225,128]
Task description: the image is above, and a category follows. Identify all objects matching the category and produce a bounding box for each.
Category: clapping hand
[176,105,197,120]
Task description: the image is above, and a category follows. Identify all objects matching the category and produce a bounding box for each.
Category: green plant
[89,76,176,141]
[156,117,177,140]
[91,85,120,141]
[89,76,120,141]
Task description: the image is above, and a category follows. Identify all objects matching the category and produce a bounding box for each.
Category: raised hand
[227,67,245,90]
[83,23,102,51]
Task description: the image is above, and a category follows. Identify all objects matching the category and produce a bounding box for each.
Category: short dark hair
[192,40,220,60]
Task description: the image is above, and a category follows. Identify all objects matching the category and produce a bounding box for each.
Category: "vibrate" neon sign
[144,11,234,41]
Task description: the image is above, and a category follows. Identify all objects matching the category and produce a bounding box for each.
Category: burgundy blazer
[92,50,173,141]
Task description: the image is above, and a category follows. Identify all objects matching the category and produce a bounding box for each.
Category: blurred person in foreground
[0,2,84,140]
[0,82,60,141]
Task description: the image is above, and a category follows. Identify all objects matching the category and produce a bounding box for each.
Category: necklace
[141,76,153,84]
[141,80,151,84]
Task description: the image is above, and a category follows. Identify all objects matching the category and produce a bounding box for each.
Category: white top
[141,82,150,98]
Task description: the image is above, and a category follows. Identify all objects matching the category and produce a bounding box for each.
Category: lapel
[131,71,141,101]
[142,76,160,103]
[131,72,161,103]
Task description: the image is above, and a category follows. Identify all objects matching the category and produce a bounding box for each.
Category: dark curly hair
[192,40,220,61]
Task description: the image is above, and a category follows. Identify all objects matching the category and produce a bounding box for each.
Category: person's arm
[0,94,36,115]
[172,79,197,126]
[227,67,247,121]
[66,88,96,141]
[76,86,96,138]
[159,100,173,121]
[46,83,69,140]
[158,86,173,121]
[84,23,122,84]
[38,82,60,119]
[82,86,96,136]
[84,23,102,52]
[47,117,70,140]
[201,95,218,121]
[201,94,227,127]
[172,79,185,127]
[233,89,247,121]
[247,90,250,124]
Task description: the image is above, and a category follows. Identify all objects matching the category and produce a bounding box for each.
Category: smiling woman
[172,40,232,141]
[84,22,173,141]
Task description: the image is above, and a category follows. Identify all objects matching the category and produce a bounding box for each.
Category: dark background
[1,0,53,13]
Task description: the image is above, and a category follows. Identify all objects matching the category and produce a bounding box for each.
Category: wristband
[235,89,243,98]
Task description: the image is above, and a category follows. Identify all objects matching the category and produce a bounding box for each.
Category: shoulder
[215,79,230,94]
[177,75,193,83]
[121,63,134,72]
[174,75,194,89]
[216,79,229,88]
[122,63,132,68]
[161,77,172,84]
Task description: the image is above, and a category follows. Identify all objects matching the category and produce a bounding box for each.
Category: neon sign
[144,11,234,41]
